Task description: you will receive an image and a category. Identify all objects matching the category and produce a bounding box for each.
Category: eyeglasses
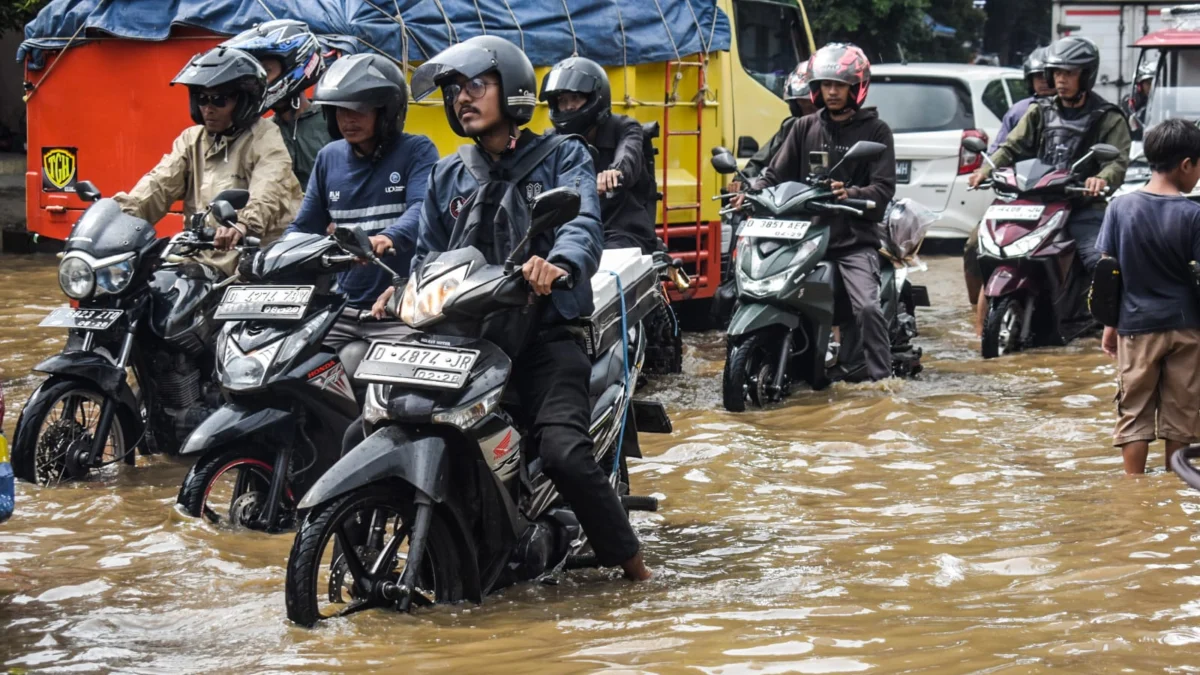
[195,93,231,108]
[444,77,498,101]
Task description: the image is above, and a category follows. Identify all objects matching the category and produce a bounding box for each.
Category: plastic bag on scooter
[879,199,938,266]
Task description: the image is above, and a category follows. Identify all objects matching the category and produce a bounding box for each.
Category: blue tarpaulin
[19,0,731,68]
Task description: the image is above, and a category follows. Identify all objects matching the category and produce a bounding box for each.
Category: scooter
[12,182,258,485]
[710,144,929,412]
[963,136,1119,358]
[1172,445,1200,490]
[175,226,395,531]
[283,189,672,626]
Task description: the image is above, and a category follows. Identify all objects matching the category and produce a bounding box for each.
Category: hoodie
[753,107,896,253]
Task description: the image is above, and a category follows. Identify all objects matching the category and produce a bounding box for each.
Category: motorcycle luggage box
[583,248,659,358]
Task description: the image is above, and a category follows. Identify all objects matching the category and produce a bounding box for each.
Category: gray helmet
[1136,57,1158,84]
[411,35,537,137]
[1023,47,1049,90]
[171,47,268,133]
[1044,37,1100,93]
[313,54,408,156]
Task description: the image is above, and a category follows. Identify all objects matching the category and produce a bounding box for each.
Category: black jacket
[591,113,657,253]
[743,116,798,179]
[754,107,896,252]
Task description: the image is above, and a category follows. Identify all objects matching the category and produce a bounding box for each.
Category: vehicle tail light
[959,129,989,175]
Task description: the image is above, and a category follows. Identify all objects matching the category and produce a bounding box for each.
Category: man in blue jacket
[394,35,652,581]
[284,53,438,352]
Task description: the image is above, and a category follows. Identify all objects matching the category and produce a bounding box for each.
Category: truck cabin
[1132,6,1200,131]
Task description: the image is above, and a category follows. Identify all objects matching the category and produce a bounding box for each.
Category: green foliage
[0,0,49,35]
[804,0,989,65]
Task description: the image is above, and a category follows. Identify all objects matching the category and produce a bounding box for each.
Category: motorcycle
[282,188,672,626]
[12,181,258,485]
[1172,445,1200,490]
[710,144,929,412]
[175,226,398,531]
[962,136,1119,358]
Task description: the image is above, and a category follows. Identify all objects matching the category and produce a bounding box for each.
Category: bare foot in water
[621,552,652,581]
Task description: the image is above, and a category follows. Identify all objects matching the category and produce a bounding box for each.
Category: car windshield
[1144,48,1200,128]
[870,78,974,133]
[732,0,808,98]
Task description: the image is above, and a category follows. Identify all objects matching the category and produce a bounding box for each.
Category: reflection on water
[3,254,1200,673]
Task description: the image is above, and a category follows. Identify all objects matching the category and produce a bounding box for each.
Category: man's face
[450,73,503,136]
[1033,74,1055,97]
[1138,79,1153,96]
[821,81,852,112]
[196,88,236,134]
[261,57,283,84]
[1053,68,1082,99]
[555,92,588,113]
[336,107,378,145]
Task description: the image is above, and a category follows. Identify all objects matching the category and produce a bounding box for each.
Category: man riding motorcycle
[738,43,897,382]
[387,35,652,581]
[283,53,438,353]
[744,64,815,180]
[113,47,302,278]
[540,56,657,254]
[222,19,332,188]
[1124,58,1157,140]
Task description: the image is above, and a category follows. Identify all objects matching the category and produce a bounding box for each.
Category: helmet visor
[411,44,498,102]
[542,69,599,96]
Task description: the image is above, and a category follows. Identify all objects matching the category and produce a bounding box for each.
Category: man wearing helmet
[541,56,657,254]
[383,36,651,582]
[743,64,816,180]
[1124,58,1157,139]
[969,37,1130,276]
[222,20,332,187]
[283,54,438,351]
[741,43,897,383]
[113,47,302,278]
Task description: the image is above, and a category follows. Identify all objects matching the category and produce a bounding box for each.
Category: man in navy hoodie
[284,53,439,351]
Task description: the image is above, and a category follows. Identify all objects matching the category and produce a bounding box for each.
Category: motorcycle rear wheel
[982,296,1023,359]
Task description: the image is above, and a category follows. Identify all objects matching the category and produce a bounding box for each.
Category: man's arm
[112,129,192,225]
[754,116,808,190]
[989,100,1028,154]
[413,167,448,263]
[242,123,303,242]
[745,118,794,179]
[844,122,897,222]
[1094,111,1132,187]
[607,117,646,185]
[546,139,602,281]
[284,148,330,236]
[985,104,1041,178]
[1095,201,1117,257]
[381,137,439,252]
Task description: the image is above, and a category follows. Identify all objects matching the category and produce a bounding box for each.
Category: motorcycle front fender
[179,404,293,456]
[297,424,450,510]
[984,264,1038,298]
[34,351,127,394]
[726,303,800,338]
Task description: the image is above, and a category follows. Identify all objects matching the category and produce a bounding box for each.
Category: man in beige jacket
[114,47,302,278]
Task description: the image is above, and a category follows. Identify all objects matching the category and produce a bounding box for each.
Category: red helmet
[805,43,871,108]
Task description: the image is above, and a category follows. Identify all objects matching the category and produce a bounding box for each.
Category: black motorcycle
[282,188,671,626]
[175,227,398,531]
[13,181,257,485]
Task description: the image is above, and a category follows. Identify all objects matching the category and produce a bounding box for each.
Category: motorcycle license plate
[738,218,812,240]
[355,341,480,390]
[214,285,314,321]
[39,307,123,331]
[984,204,1044,221]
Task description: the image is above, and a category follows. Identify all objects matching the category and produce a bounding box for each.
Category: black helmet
[172,47,267,133]
[313,54,408,156]
[540,57,612,136]
[1023,46,1049,91]
[221,19,325,113]
[1044,37,1100,94]
[411,35,537,137]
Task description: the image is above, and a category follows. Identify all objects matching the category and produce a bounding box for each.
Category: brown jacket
[113,118,302,276]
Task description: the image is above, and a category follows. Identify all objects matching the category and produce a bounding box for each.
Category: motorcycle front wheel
[285,484,464,627]
[12,378,132,485]
[176,446,287,528]
[723,333,775,412]
[982,296,1024,359]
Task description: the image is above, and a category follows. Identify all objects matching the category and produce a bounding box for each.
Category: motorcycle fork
[772,329,793,395]
[258,422,297,532]
[87,321,138,467]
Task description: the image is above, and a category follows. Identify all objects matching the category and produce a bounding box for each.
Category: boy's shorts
[1114,329,1200,446]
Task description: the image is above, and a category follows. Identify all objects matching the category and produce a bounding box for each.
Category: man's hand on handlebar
[372,286,396,320]
[368,234,394,258]
[214,225,244,251]
[1084,176,1109,197]
[522,255,568,296]
[967,171,988,189]
[830,180,849,201]
[598,169,623,194]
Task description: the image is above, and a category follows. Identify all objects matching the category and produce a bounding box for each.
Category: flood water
[3,253,1200,673]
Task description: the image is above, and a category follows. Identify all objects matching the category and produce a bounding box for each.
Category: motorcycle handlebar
[842,198,875,212]
[552,274,575,290]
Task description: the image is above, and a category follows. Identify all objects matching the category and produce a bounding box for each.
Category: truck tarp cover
[19,0,731,68]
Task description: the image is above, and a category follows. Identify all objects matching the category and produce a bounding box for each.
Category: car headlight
[400,265,468,327]
[432,386,504,430]
[94,257,135,296]
[1005,210,1065,257]
[222,339,281,390]
[58,256,95,299]
[277,309,331,364]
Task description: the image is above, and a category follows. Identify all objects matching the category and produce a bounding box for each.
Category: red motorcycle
[963,137,1119,358]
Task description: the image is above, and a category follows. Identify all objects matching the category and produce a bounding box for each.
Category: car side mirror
[961,136,988,154]
[333,224,374,259]
[843,141,887,161]
[75,180,101,202]
[711,151,739,174]
[1090,143,1120,163]
[530,187,580,238]
[211,200,238,228]
[213,188,250,211]
[736,136,760,158]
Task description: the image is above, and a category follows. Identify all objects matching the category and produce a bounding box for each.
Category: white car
[871,64,1027,238]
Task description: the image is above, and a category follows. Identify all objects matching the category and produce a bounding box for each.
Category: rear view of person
[1096,119,1200,475]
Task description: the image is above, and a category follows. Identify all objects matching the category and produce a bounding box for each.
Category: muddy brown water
[2,254,1199,673]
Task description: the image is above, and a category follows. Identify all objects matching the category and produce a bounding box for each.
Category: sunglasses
[444,77,498,101]
[195,93,232,108]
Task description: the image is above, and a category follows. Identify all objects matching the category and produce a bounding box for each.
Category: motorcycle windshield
[64,199,155,259]
[754,181,817,216]
[253,232,333,281]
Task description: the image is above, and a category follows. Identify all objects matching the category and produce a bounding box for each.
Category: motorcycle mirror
[711,151,739,175]
[529,187,581,237]
[961,136,988,154]
[1089,143,1121,163]
[333,224,374,259]
[75,180,101,202]
[210,200,238,228]
[842,141,887,161]
[213,188,250,211]
[711,146,733,157]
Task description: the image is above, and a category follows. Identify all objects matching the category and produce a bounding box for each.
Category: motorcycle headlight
[432,386,504,430]
[363,383,392,425]
[222,339,281,391]
[58,256,94,300]
[1005,210,1065,257]
[277,309,331,364]
[978,224,1002,257]
[736,239,818,298]
[400,265,469,328]
[94,256,135,296]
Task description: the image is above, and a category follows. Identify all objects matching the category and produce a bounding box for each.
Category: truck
[21,0,817,307]
[1051,0,1173,104]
